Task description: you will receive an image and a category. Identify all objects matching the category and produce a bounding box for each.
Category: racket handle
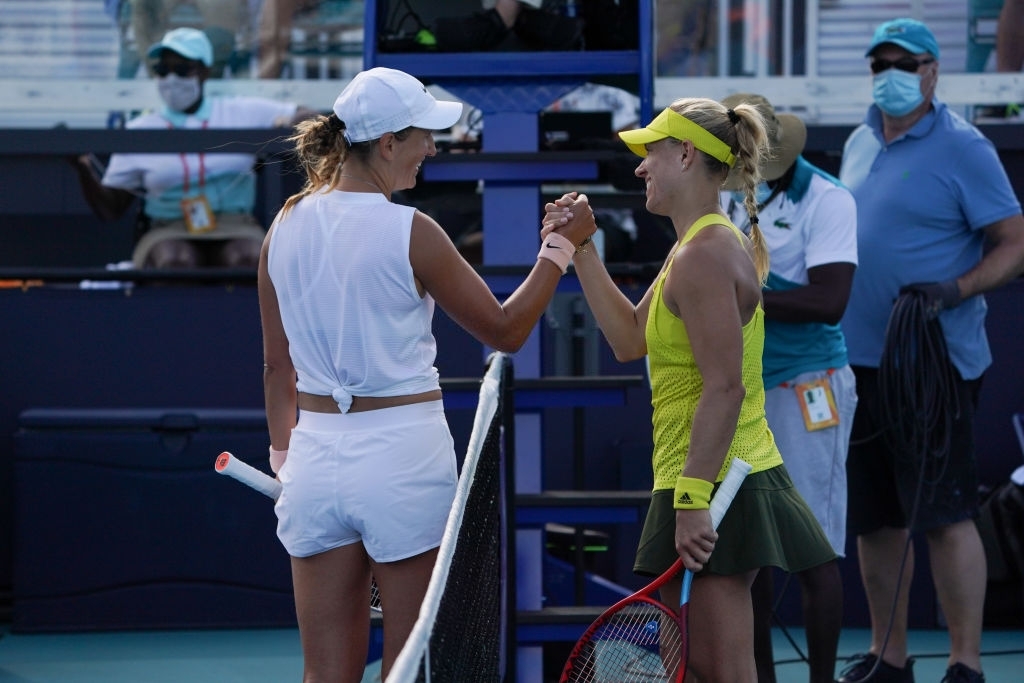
[215,451,282,501]
[709,458,752,529]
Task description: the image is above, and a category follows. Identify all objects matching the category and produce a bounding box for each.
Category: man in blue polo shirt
[837,18,1024,683]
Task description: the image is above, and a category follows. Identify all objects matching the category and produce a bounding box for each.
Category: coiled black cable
[837,289,963,682]
[878,289,961,501]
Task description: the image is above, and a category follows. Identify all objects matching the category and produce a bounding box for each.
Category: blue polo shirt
[838,100,1021,380]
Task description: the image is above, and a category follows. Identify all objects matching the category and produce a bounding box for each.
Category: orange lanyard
[166,119,208,193]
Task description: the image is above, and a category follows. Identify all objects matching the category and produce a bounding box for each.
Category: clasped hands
[541,191,597,249]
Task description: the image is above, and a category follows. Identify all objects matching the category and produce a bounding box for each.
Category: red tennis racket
[559,457,752,682]
[214,451,382,613]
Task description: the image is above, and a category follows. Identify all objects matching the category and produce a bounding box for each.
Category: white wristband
[537,232,574,274]
[269,446,288,474]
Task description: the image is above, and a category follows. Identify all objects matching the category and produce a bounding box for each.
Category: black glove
[899,280,961,319]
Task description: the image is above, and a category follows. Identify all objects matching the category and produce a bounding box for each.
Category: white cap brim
[414,99,463,132]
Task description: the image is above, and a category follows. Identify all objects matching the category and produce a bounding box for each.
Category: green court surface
[1,625,1021,682]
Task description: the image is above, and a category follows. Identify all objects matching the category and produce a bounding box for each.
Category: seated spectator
[71,28,317,269]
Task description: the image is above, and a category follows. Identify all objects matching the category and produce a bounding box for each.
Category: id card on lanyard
[172,119,217,234]
[793,374,840,431]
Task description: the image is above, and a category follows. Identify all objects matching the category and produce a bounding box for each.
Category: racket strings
[370,579,381,613]
[565,603,682,682]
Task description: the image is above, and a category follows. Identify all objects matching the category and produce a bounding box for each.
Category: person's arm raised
[543,192,655,363]
[411,206,595,352]
[70,154,136,221]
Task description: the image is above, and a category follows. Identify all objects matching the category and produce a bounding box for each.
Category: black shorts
[846,365,983,536]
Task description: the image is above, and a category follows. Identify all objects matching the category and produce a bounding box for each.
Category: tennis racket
[214,451,382,613]
[559,457,752,683]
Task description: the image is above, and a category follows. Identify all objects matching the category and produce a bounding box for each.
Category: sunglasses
[153,63,198,77]
[870,57,935,74]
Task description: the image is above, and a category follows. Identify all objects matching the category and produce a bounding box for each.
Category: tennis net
[386,352,512,683]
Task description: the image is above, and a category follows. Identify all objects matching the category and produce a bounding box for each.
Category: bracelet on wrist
[673,475,713,510]
[575,236,593,255]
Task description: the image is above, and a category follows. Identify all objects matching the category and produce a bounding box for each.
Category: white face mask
[872,69,924,117]
[157,74,202,112]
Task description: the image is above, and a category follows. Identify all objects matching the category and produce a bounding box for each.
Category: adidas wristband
[674,475,713,510]
[537,232,574,274]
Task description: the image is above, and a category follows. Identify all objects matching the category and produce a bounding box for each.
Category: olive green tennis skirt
[634,464,837,577]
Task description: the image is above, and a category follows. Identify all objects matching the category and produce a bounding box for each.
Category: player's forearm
[573,248,647,362]
[263,366,297,449]
[682,384,744,483]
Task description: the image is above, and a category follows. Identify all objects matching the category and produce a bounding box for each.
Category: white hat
[333,68,463,143]
[147,27,214,67]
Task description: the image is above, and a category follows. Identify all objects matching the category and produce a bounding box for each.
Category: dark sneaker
[836,653,915,683]
[941,663,985,683]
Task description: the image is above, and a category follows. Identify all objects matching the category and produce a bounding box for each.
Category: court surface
[0,625,1021,681]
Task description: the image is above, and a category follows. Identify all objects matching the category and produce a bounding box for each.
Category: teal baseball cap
[865,18,940,59]
[147,27,214,67]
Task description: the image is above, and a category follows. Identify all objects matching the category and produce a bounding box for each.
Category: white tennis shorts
[275,401,457,561]
[764,365,857,557]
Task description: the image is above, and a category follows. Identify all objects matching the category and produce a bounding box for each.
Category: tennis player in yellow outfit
[543,99,835,683]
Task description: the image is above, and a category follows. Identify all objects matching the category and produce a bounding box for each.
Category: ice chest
[13,408,294,632]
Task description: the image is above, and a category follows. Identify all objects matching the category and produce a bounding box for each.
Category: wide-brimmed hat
[720,93,806,190]
[333,67,463,143]
[147,27,213,67]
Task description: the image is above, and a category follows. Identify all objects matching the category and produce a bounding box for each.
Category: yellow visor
[618,107,736,167]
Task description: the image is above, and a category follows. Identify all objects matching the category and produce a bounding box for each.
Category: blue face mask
[872,69,924,117]
[730,182,774,207]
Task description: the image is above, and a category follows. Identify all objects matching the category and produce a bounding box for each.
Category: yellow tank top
[646,214,782,490]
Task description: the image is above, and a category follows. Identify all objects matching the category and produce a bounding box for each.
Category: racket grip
[215,451,282,501]
[709,458,752,529]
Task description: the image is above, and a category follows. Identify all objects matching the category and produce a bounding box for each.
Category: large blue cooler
[13,408,295,632]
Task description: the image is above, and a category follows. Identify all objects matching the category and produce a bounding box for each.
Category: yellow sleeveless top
[646,214,782,490]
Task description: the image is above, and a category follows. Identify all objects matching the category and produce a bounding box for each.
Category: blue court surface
[0,625,1021,682]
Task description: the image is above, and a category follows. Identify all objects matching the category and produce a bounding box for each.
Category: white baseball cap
[147,27,214,67]
[333,68,463,143]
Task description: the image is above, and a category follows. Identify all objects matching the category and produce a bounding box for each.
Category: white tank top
[267,189,440,413]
